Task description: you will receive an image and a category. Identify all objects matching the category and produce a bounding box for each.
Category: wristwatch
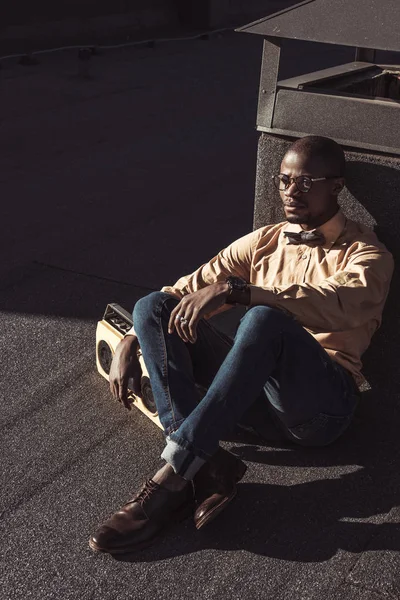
[225,276,251,306]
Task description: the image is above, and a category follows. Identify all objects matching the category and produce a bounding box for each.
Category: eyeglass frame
[272,174,340,193]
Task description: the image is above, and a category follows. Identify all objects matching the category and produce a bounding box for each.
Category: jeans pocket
[287,411,354,447]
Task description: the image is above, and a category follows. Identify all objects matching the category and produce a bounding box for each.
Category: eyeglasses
[272,174,339,193]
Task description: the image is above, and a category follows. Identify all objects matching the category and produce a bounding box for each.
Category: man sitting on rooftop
[89,135,394,555]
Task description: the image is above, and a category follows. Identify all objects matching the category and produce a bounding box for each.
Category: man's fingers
[169,303,189,342]
[119,379,131,410]
[168,303,182,333]
[110,380,118,400]
[175,318,190,342]
[187,307,200,342]
[188,315,198,343]
[168,312,175,334]
[177,311,195,342]
[168,299,198,343]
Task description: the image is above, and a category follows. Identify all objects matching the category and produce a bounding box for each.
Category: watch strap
[225,277,251,306]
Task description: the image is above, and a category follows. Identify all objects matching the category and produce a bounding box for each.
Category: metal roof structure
[238,0,400,53]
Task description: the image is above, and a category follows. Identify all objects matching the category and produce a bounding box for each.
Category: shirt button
[302,254,307,260]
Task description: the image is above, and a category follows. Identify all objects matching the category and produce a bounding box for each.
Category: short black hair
[286,136,346,177]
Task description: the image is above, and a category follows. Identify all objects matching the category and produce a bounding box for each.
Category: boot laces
[124,479,159,507]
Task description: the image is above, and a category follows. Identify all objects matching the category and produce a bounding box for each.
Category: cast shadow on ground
[111,385,400,565]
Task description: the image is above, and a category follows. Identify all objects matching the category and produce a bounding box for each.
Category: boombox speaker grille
[140,376,157,415]
[98,341,113,375]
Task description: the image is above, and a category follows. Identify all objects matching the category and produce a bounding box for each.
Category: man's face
[278,150,344,229]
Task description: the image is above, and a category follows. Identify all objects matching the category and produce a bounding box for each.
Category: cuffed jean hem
[164,418,186,437]
[161,437,207,480]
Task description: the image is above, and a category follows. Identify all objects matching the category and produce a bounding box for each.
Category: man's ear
[332,177,345,196]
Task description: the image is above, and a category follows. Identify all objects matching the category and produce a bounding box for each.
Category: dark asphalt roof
[2,263,400,600]
[1,29,400,600]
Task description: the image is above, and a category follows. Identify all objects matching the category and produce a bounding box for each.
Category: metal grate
[102,303,133,335]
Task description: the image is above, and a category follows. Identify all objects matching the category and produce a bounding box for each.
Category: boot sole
[194,460,247,531]
[194,488,237,530]
[89,534,157,555]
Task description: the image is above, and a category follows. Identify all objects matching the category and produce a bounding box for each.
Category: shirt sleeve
[161,229,262,298]
[249,244,394,332]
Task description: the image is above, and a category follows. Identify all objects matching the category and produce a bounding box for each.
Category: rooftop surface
[1,25,400,600]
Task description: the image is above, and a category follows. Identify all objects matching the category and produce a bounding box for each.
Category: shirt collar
[283,210,347,251]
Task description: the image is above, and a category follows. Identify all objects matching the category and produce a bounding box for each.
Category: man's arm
[109,332,142,408]
[161,228,262,299]
[124,228,262,337]
[160,229,262,340]
[249,245,394,332]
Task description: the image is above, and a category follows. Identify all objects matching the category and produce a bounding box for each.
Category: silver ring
[180,317,188,325]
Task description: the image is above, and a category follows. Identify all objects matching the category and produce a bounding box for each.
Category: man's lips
[284,202,307,210]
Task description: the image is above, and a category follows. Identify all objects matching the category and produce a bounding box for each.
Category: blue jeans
[133,292,359,479]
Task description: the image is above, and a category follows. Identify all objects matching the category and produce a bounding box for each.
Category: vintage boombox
[95,303,162,429]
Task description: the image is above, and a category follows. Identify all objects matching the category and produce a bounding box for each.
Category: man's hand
[168,282,229,343]
[109,335,142,410]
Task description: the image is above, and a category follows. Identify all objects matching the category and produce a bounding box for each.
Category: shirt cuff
[160,286,184,299]
[249,285,277,306]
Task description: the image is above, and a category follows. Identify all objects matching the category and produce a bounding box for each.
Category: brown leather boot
[192,448,247,530]
[89,479,194,554]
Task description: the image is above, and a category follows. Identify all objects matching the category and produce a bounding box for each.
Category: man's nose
[284,182,301,197]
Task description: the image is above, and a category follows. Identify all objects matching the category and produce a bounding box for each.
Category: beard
[286,214,310,225]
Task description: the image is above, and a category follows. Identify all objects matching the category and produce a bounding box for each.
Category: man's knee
[239,305,291,331]
[233,305,292,349]
[133,291,178,329]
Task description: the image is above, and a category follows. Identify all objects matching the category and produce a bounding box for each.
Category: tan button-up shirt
[160,211,394,388]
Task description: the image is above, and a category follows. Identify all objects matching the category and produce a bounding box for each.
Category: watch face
[227,276,247,291]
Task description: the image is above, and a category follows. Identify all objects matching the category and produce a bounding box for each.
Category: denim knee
[133,291,172,330]
[235,305,293,346]
[239,305,290,329]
